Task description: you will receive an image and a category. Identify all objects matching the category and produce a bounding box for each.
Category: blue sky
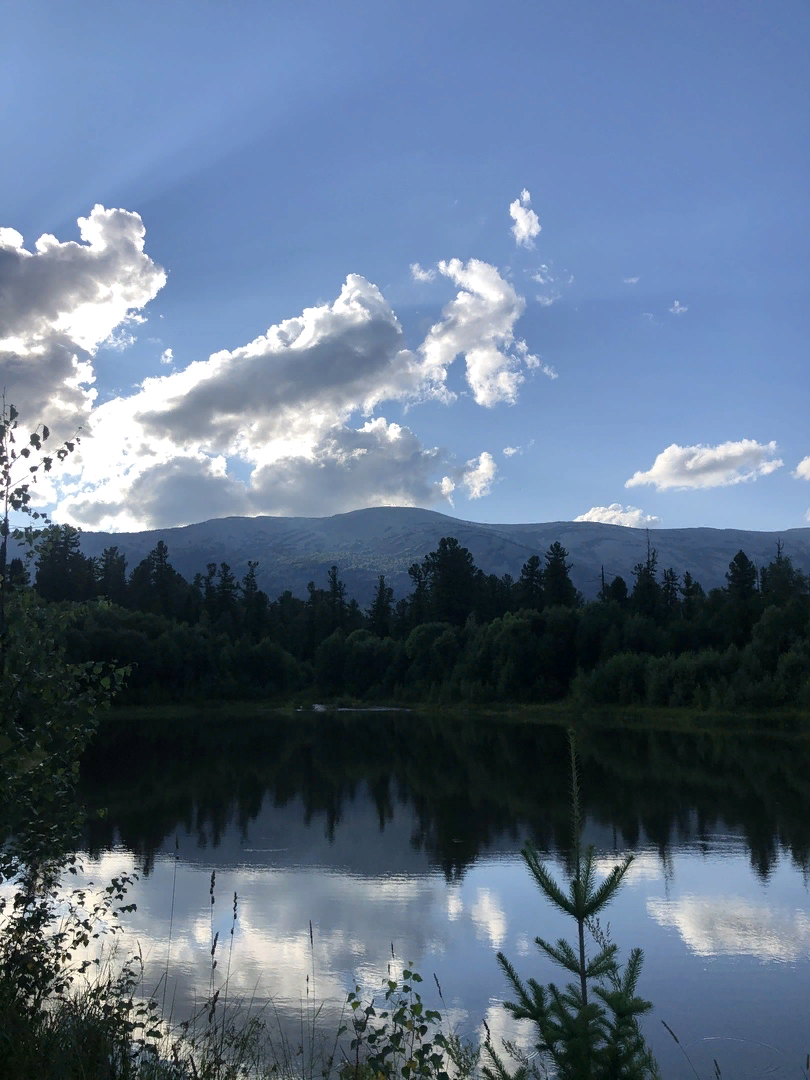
[2,0,808,531]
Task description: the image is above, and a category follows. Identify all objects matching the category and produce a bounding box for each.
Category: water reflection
[76,713,810,1078]
[648,893,810,961]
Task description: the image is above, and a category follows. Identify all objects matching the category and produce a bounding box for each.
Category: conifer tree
[679,571,704,619]
[605,575,628,607]
[35,523,92,602]
[543,542,579,608]
[241,560,269,639]
[725,549,758,602]
[630,538,660,620]
[96,545,128,605]
[484,734,659,1080]
[327,564,348,630]
[660,567,680,617]
[423,536,479,625]
[517,554,544,609]
[368,573,394,637]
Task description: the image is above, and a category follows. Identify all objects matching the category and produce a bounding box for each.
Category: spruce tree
[35,523,92,602]
[96,545,127,606]
[660,567,680,618]
[725,549,757,602]
[368,573,394,637]
[484,734,659,1080]
[543,542,579,609]
[517,554,544,610]
[679,571,704,620]
[605,575,628,607]
[630,539,660,620]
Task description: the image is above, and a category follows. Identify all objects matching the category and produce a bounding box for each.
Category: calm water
[77,713,810,1079]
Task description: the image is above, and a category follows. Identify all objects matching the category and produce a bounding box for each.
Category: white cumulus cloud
[574,503,661,527]
[410,262,436,283]
[419,258,539,407]
[3,206,536,530]
[623,276,640,285]
[626,440,783,491]
[503,446,520,457]
[461,451,497,499]
[669,299,688,315]
[509,189,541,249]
[0,204,166,432]
[793,456,810,481]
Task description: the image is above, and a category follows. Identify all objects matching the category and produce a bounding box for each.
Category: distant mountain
[68,507,810,605]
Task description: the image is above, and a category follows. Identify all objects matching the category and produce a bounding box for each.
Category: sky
[2,0,809,533]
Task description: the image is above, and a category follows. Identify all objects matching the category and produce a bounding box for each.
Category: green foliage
[341,969,451,1080]
[484,735,659,1080]
[5,394,810,713]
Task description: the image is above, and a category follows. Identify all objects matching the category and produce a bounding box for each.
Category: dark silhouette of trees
[726,549,758,602]
[367,574,394,638]
[543,542,579,609]
[516,555,544,609]
[96,546,127,606]
[35,524,93,602]
[18,510,810,710]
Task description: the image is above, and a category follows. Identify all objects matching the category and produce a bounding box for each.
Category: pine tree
[96,545,128,605]
[543,542,579,608]
[367,574,394,637]
[484,734,659,1080]
[660,567,680,618]
[725,549,757,602]
[35,523,92,602]
[241,560,268,639]
[630,533,660,620]
[516,554,544,609]
[760,541,808,607]
[423,536,480,625]
[605,575,628,607]
[327,565,348,631]
[679,571,704,619]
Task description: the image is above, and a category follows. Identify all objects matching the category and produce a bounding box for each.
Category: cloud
[529,259,573,307]
[503,446,520,457]
[669,299,688,315]
[4,206,535,530]
[461,451,497,499]
[513,339,557,380]
[626,440,783,491]
[0,205,166,433]
[102,326,137,351]
[647,894,810,961]
[470,887,507,949]
[623,276,640,285]
[43,266,510,529]
[410,262,436,283]
[536,293,561,307]
[419,258,539,407]
[793,456,810,481]
[574,503,661,527]
[509,189,541,249]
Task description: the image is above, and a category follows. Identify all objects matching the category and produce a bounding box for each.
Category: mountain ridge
[64,507,810,604]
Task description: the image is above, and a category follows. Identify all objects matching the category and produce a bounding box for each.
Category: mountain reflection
[81,712,810,882]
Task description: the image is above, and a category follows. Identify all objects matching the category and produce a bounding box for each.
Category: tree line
[9,521,809,709]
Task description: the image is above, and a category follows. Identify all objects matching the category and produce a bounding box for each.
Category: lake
[77,711,810,1079]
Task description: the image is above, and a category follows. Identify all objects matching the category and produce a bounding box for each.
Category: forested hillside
[55,507,810,604]
[13,522,810,710]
